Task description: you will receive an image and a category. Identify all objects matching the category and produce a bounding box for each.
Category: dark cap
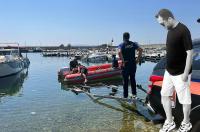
[155,9,174,20]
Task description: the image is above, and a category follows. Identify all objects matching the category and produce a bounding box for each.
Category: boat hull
[58,62,123,84]
[148,81,200,126]
[0,58,30,78]
[64,68,122,84]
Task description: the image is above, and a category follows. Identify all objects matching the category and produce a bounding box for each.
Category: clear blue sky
[0,0,199,46]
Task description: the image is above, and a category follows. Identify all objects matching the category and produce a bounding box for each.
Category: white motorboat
[0,49,30,78]
[82,52,113,63]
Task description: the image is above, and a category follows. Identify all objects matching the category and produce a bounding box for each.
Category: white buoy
[31,112,36,115]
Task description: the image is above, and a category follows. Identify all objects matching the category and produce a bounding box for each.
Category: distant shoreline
[0,43,165,49]
[0,44,166,53]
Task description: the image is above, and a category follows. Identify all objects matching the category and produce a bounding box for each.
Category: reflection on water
[61,83,160,131]
[61,79,123,89]
[119,110,160,132]
[120,110,136,132]
[0,69,28,98]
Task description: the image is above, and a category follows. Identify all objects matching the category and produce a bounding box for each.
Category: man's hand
[182,50,193,82]
[136,47,143,65]
[181,73,188,82]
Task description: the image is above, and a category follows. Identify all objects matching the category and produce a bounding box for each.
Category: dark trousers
[122,63,136,98]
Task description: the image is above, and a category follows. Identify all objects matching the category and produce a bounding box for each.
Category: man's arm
[118,48,124,67]
[136,47,143,64]
[118,48,123,60]
[182,50,193,81]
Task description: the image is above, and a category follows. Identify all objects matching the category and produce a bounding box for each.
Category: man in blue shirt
[118,32,143,98]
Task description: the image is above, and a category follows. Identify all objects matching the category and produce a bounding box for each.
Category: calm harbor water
[0,53,160,132]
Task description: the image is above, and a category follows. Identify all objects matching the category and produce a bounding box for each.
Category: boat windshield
[193,39,200,61]
[152,39,200,76]
[11,50,19,56]
[0,49,19,56]
[0,51,11,56]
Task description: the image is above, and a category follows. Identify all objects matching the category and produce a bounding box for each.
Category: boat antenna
[111,38,114,46]
[16,42,20,55]
[25,41,27,58]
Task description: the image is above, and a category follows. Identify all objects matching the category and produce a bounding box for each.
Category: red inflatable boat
[58,62,122,84]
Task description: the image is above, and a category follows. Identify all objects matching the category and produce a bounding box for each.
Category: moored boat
[0,49,30,78]
[58,61,122,84]
[81,53,110,63]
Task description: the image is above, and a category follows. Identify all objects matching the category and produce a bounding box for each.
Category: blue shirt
[118,41,139,62]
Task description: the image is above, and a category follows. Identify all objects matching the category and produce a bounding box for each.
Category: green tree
[59,44,65,49]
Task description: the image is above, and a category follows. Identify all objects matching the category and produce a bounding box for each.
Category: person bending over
[78,63,88,84]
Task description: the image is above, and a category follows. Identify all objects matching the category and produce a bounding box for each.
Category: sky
[0,0,199,46]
